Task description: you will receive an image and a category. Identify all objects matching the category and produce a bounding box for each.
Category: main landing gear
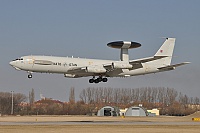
[89,76,108,84]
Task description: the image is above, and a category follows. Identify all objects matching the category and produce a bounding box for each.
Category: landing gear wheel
[89,79,94,83]
[28,74,32,79]
[94,79,99,84]
[102,78,108,82]
[97,77,102,82]
[89,76,108,83]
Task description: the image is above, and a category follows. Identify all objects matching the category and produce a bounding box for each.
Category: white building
[147,108,160,116]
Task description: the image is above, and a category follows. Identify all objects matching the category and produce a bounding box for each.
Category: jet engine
[85,66,106,73]
[112,62,132,69]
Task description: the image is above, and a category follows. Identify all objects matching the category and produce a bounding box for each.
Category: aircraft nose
[9,61,14,66]
[9,61,21,70]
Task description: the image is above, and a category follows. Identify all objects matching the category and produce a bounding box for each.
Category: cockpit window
[12,58,23,61]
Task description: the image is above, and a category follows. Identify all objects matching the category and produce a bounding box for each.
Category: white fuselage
[9,55,159,78]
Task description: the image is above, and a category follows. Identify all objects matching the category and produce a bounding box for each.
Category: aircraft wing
[65,67,94,78]
[129,56,166,65]
[158,62,190,71]
[67,65,107,74]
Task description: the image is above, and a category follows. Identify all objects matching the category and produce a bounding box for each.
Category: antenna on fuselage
[107,41,141,61]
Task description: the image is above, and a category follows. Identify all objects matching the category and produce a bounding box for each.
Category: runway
[1,116,200,133]
[1,120,200,126]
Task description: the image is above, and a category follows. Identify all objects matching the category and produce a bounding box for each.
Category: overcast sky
[0,0,199,101]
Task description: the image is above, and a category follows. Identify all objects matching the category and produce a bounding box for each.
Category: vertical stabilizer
[155,38,175,57]
[154,38,175,65]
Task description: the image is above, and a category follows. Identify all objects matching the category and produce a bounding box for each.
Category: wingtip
[184,62,191,64]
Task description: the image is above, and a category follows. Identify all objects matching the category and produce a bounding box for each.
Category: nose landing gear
[89,76,108,84]
[28,72,32,79]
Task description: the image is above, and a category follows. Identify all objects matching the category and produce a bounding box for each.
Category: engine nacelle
[64,74,76,78]
[85,66,106,73]
[112,62,132,69]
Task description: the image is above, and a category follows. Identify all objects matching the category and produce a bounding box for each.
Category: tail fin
[154,38,175,65]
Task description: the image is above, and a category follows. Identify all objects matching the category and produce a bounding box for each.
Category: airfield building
[147,108,160,116]
[125,106,147,116]
[97,106,120,116]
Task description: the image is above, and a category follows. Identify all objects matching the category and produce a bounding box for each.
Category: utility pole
[11,91,14,115]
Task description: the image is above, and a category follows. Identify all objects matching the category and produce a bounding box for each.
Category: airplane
[9,38,190,83]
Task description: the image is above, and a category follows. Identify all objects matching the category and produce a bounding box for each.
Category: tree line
[79,87,200,105]
[0,87,199,116]
[79,87,200,115]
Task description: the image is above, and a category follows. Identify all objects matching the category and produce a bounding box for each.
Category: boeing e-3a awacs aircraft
[9,38,189,83]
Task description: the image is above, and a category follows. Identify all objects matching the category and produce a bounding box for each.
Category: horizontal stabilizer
[158,62,190,71]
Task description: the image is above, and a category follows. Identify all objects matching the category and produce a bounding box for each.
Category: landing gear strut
[89,76,108,83]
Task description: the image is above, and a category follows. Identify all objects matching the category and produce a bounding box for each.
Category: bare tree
[113,88,120,104]
[152,87,158,104]
[29,88,35,105]
[166,88,178,105]
[85,87,93,104]
[69,87,75,103]
[79,89,86,103]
